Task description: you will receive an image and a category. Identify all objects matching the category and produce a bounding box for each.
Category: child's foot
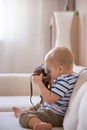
[12,107,21,118]
[33,122,52,130]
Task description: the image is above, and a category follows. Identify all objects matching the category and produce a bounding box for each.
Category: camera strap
[30,75,34,106]
[30,75,43,109]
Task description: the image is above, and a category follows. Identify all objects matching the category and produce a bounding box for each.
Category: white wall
[0,0,63,73]
[0,0,86,73]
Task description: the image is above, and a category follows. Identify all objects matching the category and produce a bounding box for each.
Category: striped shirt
[42,73,79,116]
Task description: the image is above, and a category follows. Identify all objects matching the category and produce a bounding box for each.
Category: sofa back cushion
[77,87,87,130]
[63,69,87,130]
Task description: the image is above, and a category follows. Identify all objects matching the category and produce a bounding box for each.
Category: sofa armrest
[0,73,40,96]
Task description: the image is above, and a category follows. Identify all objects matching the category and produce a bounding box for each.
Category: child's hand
[32,73,43,85]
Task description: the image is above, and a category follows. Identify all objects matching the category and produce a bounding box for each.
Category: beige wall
[76,0,87,66]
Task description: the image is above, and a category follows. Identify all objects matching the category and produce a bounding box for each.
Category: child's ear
[58,65,64,72]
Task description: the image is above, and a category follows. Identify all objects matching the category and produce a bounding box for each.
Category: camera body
[33,64,51,90]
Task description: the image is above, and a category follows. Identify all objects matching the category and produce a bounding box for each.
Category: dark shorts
[19,108,64,128]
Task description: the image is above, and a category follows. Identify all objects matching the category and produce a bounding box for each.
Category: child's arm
[33,74,60,104]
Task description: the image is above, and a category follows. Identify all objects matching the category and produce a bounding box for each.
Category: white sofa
[0,65,87,130]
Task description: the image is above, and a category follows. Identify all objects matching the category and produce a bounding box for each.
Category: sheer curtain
[0,0,60,73]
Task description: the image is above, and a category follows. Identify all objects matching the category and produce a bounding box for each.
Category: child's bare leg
[12,107,22,118]
[28,116,52,130]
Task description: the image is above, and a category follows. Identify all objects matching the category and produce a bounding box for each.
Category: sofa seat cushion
[0,96,41,112]
[0,112,64,130]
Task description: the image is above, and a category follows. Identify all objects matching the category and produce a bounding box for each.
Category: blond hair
[45,47,74,70]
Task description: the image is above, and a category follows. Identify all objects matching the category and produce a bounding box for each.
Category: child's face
[45,61,62,80]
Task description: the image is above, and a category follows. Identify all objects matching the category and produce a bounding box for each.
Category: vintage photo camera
[30,64,51,107]
[33,64,51,90]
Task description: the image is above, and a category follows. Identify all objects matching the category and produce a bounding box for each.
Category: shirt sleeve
[51,79,69,98]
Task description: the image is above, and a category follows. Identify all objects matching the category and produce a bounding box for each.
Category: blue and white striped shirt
[42,73,79,116]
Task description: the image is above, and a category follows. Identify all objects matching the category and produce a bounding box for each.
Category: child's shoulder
[54,72,79,84]
[61,72,79,79]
